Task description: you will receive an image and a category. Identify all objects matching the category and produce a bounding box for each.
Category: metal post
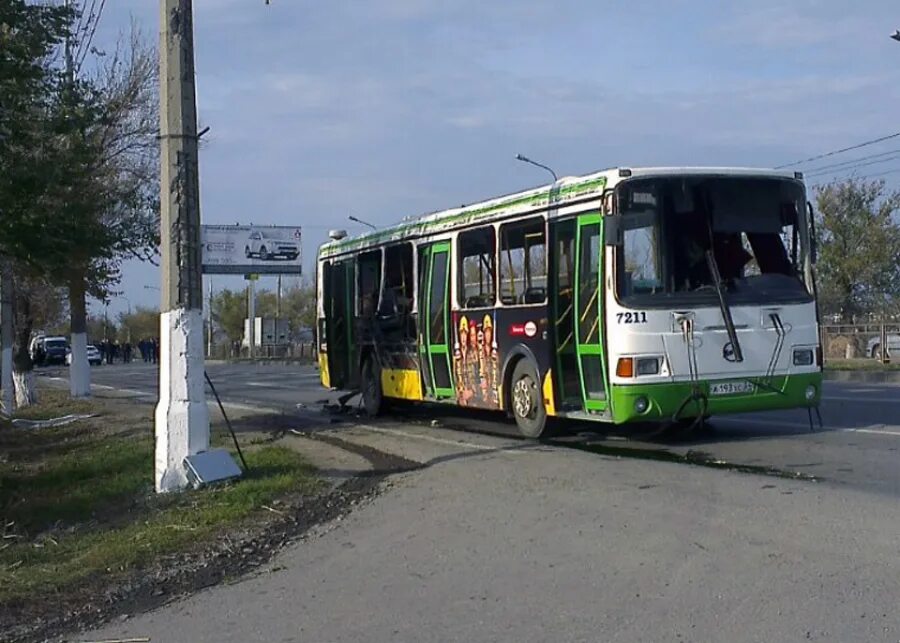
[248,279,256,359]
[155,0,210,493]
[881,321,889,364]
[0,268,13,415]
[207,279,213,358]
[276,274,282,319]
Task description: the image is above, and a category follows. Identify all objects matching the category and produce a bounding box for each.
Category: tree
[117,306,159,343]
[49,19,159,397]
[1,5,159,399]
[0,0,71,264]
[1,1,72,408]
[814,178,900,322]
[6,270,63,407]
[282,281,316,331]
[211,288,248,353]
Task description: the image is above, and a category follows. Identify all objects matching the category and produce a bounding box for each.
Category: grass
[0,391,322,603]
[824,359,900,371]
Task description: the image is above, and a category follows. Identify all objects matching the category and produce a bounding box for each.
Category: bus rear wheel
[361,356,383,416]
[510,359,549,439]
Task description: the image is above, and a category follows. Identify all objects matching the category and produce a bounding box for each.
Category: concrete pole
[155,0,209,493]
[0,268,13,416]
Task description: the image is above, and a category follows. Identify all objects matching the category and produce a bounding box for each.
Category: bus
[316,167,822,438]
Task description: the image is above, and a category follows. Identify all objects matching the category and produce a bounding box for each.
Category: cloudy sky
[92,0,900,315]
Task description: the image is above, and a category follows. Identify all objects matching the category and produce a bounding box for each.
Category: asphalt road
[51,362,900,642]
[46,360,900,497]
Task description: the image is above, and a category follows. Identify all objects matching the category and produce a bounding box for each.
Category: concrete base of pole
[155,307,210,493]
[69,332,91,398]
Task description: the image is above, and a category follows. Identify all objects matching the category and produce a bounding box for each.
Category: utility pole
[0,268,13,416]
[155,0,209,493]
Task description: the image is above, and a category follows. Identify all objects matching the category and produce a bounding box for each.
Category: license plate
[709,381,755,396]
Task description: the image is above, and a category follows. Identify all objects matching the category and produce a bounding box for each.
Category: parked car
[66,344,102,367]
[866,334,900,359]
[35,336,69,366]
[244,230,300,261]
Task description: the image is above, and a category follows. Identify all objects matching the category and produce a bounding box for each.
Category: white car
[244,230,300,261]
[867,334,900,359]
[66,344,102,366]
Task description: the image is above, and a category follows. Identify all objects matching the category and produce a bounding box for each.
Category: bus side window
[500,217,547,305]
[380,243,415,339]
[458,227,497,309]
[357,250,381,319]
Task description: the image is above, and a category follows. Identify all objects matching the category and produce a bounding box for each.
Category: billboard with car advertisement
[201,225,302,275]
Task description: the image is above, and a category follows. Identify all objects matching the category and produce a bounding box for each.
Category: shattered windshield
[615,176,812,307]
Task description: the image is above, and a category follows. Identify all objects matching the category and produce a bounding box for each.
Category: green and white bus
[316,167,823,438]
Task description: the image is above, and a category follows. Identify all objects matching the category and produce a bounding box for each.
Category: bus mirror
[807,201,818,264]
[604,217,624,246]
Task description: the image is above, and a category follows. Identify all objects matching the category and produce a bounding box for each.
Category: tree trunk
[12,288,37,408]
[68,274,91,398]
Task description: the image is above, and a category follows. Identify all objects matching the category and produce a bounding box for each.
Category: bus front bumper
[610,372,823,424]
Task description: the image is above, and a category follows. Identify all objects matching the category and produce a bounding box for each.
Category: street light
[515,153,558,182]
[348,215,377,231]
[143,285,160,291]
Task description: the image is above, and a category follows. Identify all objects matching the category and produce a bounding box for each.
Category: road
[49,361,900,497]
[55,362,900,642]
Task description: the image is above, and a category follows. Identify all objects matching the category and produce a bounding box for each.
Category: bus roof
[318,166,803,258]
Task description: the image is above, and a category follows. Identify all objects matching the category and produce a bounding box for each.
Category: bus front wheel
[510,359,549,439]
[361,356,383,416]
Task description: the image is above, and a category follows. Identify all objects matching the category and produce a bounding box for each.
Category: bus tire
[510,359,549,439]
[361,356,383,416]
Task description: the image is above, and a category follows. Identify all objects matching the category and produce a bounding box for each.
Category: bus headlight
[805,385,817,401]
[793,349,814,366]
[636,357,661,376]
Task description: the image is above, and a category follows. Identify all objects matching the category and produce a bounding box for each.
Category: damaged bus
[316,167,822,438]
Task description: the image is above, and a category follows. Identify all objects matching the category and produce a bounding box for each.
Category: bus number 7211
[616,312,648,324]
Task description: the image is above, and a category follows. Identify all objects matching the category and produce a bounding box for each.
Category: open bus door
[417,242,455,399]
[324,259,355,389]
[574,215,609,413]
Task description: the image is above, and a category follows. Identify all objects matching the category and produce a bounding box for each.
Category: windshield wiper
[705,250,744,363]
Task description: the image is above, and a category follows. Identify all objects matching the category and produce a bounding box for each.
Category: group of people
[96,337,159,364]
[137,338,160,363]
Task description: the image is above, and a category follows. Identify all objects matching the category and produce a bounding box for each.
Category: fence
[821,323,899,363]
[208,341,317,361]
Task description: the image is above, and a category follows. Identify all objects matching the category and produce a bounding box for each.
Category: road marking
[715,415,900,437]
[354,423,529,455]
[823,395,900,404]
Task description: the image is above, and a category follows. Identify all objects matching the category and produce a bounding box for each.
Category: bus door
[325,258,355,389]
[574,215,609,411]
[550,219,582,409]
[418,242,455,399]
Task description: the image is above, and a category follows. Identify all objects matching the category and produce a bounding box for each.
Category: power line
[808,165,900,185]
[805,147,900,174]
[806,152,900,178]
[775,131,900,169]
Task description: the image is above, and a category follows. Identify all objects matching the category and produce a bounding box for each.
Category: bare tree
[53,16,159,398]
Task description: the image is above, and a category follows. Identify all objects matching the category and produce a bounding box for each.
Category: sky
[89,0,900,317]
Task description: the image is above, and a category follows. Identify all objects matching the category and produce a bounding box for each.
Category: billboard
[201,225,302,275]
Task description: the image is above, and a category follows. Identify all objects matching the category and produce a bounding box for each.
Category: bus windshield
[615,175,812,307]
